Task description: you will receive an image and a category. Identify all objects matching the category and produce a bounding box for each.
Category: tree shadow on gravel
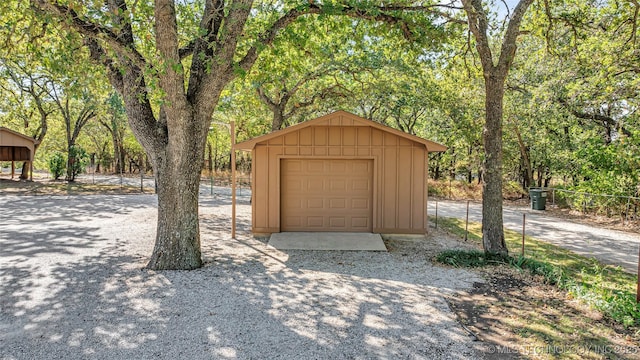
[0,195,155,259]
[198,232,481,359]
[0,195,155,226]
[1,194,480,359]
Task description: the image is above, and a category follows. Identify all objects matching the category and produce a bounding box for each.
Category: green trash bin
[530,188,547,210]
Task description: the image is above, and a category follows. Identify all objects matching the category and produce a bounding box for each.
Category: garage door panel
[353,161,370,173]
[281,159,373,232]
[329,217,346,227]
[286,159,303,171]
[351,179,369,191]
[283,198,302,209]
[307,198,324,208]
[330,161,347,172]
[286,179,303,191]
[351,198,369,209]
[307,160,324,172]
[328,198,345,209]
[307,178,324,191]
[307,217,324,227]
[351,217,369,229]
[330,179,346,191]
[283,216,302,227]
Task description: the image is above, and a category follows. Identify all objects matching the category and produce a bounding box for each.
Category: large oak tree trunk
[145,106,209,270]
[482,74,507,255]
[149,157,203,270]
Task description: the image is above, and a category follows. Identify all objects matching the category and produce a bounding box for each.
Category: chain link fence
[72,168,252,197]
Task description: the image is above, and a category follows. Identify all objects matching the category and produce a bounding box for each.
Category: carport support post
[231,121,236,240]
[11,160,14,179]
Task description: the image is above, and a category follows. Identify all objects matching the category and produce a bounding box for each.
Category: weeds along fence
[427,178,639,224]
[200,170,252,196]
[541,187,639,223]
[73,168,251,195]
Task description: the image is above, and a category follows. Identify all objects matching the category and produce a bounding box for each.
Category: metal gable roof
[233,110,447,152]
[0,127,40,145]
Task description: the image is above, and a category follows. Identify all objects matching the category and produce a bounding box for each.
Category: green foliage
[436,217,640,328]
[435,249,510,267]
[48,152,65,180]
[67,145,89,181]
[509,255,567,285]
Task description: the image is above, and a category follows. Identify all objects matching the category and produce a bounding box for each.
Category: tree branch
[85,38,124,91]
[498,0,535,72]
[30,0,148,70]
[462,0,494,70]
[255,86,279,110]
[238,2,458,73]
[155,0,185,101]
[179,40,196,59]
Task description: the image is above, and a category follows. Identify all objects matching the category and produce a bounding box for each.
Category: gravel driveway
[0,194,482,359]
[429,200,640,274]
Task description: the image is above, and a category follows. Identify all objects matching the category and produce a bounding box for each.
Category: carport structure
[0,127,38,181]
[234,110,447,235]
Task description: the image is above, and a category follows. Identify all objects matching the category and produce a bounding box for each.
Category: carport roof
[234,110,447,152]
[0,127,40,145]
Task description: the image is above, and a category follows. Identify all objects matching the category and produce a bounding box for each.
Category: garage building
[234,111,446,234]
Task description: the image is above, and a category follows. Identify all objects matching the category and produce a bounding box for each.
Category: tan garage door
[281,159,373,232]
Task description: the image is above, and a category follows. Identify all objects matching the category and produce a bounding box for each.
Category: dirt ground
[432,228,640,360]
[449,270,639,359]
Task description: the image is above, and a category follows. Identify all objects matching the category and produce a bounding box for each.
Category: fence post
[140,170,144,193]
[210,171,214,196]
[626,197,631,225]
[464,200,470,241]
[637,245,640,303]
[435,200,438,229]
[522,213,526,257]
[552,189,555,206]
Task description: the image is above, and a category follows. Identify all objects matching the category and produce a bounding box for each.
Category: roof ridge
[233,110,446,152]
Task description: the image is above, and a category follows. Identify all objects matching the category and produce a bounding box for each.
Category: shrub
[48,152,66,180]
[436,249,510,267]
[67,145,89,181]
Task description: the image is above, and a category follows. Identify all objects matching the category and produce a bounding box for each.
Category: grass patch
[0,179,149,195]
[435,217,640,328]
[436,249,510,267]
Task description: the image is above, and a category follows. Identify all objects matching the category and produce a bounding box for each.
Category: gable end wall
[251,123,428,234]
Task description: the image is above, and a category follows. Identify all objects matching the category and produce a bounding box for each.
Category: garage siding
[251,115,427,234]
